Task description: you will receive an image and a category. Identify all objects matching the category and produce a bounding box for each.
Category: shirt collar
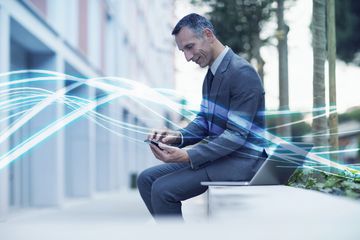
[210,46,229,75]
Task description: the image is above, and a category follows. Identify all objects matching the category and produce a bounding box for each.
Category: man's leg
[150,165,210,218]
[137,162,189,216]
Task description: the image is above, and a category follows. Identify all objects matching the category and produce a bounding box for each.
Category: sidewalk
[0,189,208,240]
[1,190,150,224]
[2,187,359,240]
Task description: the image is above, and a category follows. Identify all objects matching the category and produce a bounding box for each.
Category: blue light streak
[0,70,358,180]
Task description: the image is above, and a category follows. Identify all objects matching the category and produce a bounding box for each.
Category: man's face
[175,26,214,68]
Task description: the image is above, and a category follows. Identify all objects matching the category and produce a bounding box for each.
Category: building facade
[0,0,175,220]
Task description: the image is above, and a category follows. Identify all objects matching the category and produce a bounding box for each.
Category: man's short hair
[172,13,215,37]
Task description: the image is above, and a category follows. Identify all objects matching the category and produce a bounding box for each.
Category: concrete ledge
[206,185,360,224]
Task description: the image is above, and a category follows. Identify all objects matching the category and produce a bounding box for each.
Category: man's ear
[203,28,215,42]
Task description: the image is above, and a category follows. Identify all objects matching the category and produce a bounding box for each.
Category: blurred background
[0,0,359,225]
[0,0,178,221]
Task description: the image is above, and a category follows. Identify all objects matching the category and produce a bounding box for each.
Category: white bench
[203,185,360,237]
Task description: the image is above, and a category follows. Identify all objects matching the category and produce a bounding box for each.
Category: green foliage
[289,112,312,142]
[191,0,275,61]
[288,168,360,199]
[335,0,360,65]
[338,107,360,123]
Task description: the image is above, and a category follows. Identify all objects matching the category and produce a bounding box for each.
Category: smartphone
[144,139,164,150]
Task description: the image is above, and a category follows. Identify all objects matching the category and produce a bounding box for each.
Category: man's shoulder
[229,53,252,70]
[225,51,263,89]
[227,55,257,77]
[217,49,252,75]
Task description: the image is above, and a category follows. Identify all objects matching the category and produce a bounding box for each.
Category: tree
[327,0,339,162]
[191,0,275,81]
[276,0,291,139]
[288,0,360,199]
[311,0,328,151]
[293,0,334,189]
[335,0,360,65]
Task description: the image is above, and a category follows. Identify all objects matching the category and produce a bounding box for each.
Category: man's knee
[151,178,176,202]
[137,169,152,191]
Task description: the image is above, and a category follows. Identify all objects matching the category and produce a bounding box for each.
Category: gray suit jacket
[179,49,266,181]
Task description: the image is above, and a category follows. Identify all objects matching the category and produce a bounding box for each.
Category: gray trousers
[137,162,210,219]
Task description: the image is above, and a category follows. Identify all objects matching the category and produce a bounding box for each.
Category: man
[137,13,266,219]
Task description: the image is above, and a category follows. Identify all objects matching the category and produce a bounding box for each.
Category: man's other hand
[149,142,189,163]
[148,129,181,145]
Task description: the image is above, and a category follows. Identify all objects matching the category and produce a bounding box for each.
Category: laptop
[201,142,313,186]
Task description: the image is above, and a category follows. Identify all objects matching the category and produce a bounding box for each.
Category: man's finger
[150,144,166,158]
[149,145,162,160]
[156,129,168,142]
[153,130,162,141]
[162,135,174,144]
[148,129,158,140]
[158,143,176,153]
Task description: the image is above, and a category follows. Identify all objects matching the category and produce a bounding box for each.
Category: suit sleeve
[186,67,264,169]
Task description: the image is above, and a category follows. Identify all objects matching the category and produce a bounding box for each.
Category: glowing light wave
[0,70,359,180]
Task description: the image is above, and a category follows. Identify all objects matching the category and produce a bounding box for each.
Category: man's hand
[149,142,190,163]
[148,129,181,145]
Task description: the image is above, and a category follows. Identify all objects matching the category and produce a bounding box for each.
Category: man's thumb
[158,143,175,152]
[162,136,171,143]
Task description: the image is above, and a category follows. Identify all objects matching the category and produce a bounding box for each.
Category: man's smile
[194,56,201,64]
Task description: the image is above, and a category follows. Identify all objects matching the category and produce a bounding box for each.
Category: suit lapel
[208,49,234,129]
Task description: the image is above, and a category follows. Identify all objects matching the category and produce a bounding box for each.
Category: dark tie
[206,69,214,93]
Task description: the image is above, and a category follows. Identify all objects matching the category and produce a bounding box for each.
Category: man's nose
[184,51,193,62]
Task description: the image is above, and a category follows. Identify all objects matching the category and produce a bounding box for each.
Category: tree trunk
[252,34,265,84]
[327,0,339,162]
[312,0,328,155]
[276,0,291,139]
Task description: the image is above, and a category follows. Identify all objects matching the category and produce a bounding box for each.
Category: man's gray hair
[172,13,215,37]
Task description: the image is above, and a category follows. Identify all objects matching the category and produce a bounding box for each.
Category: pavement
[2,186,360,240]
[0,189,209,240]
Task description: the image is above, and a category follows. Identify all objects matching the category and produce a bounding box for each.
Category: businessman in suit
[137,13,266,219]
